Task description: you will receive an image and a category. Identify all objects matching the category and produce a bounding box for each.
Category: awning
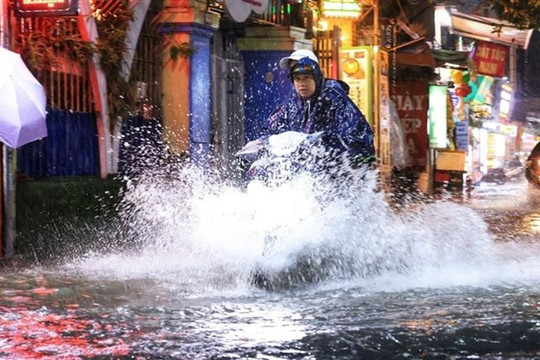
[397,51,435,69]
[450,10,533,49]
[393,41,436,69]
[431,49,470,67]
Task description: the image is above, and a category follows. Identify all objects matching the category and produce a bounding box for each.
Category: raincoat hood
[289,57,323,96]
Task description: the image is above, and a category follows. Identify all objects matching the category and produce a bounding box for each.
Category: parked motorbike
[504,164,524,181]
[480,164,523,186]
[481,167,508,185]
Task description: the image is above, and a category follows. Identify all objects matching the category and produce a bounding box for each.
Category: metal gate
[117,1,164,176]
[313,26,342,79]
[210,32,245,172]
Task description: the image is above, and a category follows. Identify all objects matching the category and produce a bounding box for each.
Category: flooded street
[1,171,540,359]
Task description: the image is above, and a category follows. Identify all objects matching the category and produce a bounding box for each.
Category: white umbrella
[0,47,47,148]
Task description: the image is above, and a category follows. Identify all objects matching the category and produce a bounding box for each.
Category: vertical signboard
[428,85,448,149]
[340,46,372,125]
[379,49,391,174]
[455,121,469,151]
[487,132,506,159]
[498,83,513,123]
[392,82,429,168]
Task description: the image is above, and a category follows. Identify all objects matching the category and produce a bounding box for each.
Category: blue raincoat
[262,58,375,165]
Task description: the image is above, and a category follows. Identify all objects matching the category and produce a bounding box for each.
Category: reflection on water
[0,274,135,358]
[2,166,540,358]
[0,271,539,359]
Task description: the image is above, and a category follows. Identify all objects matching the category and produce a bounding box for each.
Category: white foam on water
[69,162,540,296]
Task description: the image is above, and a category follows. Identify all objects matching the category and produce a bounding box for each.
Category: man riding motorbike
[262,55,375,170]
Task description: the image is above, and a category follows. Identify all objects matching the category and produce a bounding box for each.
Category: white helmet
[278,49,319,69]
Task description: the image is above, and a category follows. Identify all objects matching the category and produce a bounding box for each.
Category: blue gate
[17,110,100,178]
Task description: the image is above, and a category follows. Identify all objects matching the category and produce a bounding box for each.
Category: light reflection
[523,212,540,234]
[209,305,307,345]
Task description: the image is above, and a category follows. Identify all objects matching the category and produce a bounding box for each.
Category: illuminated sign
[322,0,361,18]
[15,0,78,16]
[498,83,513,122]
[428,85,448,149]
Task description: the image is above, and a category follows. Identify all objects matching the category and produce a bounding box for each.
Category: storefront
[425,9,534,194]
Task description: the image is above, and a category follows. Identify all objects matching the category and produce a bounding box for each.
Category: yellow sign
[340,46,372,125]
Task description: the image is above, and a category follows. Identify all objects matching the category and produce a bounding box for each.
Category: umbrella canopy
[0,47,47,148]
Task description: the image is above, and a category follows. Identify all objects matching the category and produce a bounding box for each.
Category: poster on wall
[391,82,428,168]
[340,46,372,125]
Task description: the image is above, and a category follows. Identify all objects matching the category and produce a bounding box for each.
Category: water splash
[64,153,536,295]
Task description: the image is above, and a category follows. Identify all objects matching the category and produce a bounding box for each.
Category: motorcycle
[236,130,348,186]
[235,131,365,290]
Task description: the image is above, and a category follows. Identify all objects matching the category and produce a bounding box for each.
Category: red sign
[391,82,429,168]
[16,0,78,16]
[472,41,508,78]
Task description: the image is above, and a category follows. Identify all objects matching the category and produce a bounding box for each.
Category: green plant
[169,42,196,61]
[19,20,95,72]
[18,3,136,129]
[483,0,540,29]
[92,2,136,126]
[18,1,197,129]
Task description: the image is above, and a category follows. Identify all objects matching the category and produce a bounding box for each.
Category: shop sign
[455,121,469,151]
[487,132,506,158]
[472,41,508,78]
[392,82,429,167]
[15,0,78,16]
[340,46,372,125]
[502,125,517,137]
[428,84,447,149]
[498,83,513,122]
[322,0,361,18]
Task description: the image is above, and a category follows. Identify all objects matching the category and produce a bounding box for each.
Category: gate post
[158,2,219,166]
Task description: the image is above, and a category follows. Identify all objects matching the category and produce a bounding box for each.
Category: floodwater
[1,166,539,359]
